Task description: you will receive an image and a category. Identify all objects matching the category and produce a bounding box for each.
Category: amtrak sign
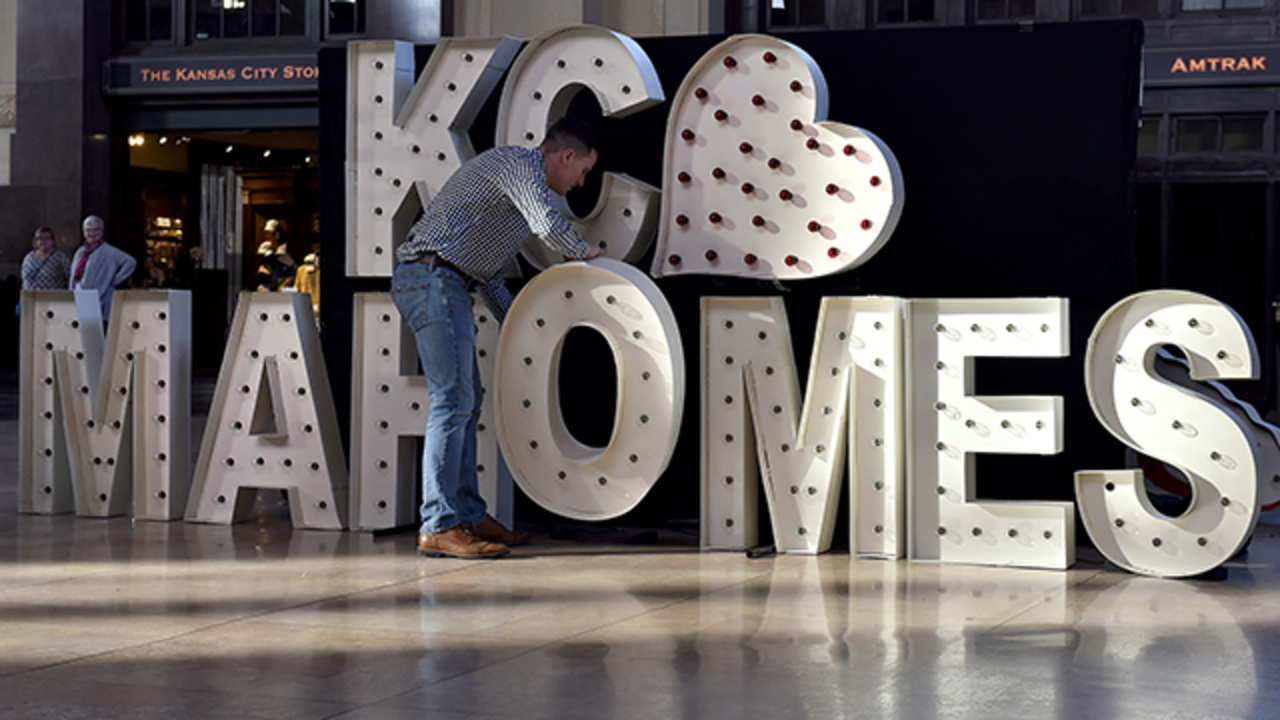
[1146,44,1280,86]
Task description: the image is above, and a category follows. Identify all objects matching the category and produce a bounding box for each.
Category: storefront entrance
[125,129,319,367]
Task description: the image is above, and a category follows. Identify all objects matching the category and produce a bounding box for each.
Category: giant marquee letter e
[494,258,683,520]
[908,299,1074,570]
[1078,291,1263,578]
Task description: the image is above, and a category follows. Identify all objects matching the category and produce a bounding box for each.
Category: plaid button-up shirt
[396,145,590,321]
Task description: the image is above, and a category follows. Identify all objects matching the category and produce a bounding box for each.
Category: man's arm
[504,158,590,260]
[477,277,515,324]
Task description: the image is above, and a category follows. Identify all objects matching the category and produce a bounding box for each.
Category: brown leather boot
[472,515,532,547]
[417,525,509,559]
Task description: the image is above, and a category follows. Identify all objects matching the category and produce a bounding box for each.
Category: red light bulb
[681,128,695,142]
[678,171,692,184]
[807,138,821,151]
[739,142,754,155]
[790,80,803,92]
[843,145,856,156]
[779,189,793,201]
[752,94,766,107]
[785,255,799,266]
[709,211,723,224]
[675,214,689,226]
[752,215,766,227]
[745,253,758,264]
[705,249,719,262]
[871,176,883,187]
[827,247,840,259]
[712,167,726,180]
[790,119,804,131]
[826,183,839,195]
[861,219,874,230]
[714,109,729,122]
[763,52,777,64]
[808,221,822,233]
[669,254,682,265]
[695,87,709,101]
[768,157,782,169]
[741,182,755,195]
[724,56,738,68]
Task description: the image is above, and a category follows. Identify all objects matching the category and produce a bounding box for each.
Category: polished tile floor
[4,374,1280,718]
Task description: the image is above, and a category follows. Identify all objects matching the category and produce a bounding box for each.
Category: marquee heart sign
[651,35,905,280]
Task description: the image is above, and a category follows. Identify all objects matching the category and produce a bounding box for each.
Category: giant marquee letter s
[1078,291,1264,578]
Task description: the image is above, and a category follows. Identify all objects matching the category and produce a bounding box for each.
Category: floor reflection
[3,418,1280,717]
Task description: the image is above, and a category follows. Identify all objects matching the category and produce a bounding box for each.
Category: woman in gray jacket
[69,215,136,321]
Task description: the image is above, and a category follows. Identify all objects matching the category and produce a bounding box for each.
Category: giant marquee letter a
[701,296,906,556]
[186,292,348,529]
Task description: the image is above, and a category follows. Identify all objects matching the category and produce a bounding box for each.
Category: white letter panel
[701,296,904,555]
[653,35,903,280]
[53,291,192,519]
[907,299,1074,570]
[495,258,683,521]
[1078,290,1262,577]
[187,293,348,530]
[495,25,665,269]
[18,291,101,514]
[346,37,523,276]
[349,293,512,530]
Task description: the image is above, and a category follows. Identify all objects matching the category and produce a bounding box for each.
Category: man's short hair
[541,116,598,156]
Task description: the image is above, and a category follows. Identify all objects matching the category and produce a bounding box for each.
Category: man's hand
[582,246,602,260]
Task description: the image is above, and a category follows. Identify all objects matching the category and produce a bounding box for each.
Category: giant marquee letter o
[495,258,684,521]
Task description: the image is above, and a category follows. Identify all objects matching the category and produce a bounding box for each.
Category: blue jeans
[391,261,487,533]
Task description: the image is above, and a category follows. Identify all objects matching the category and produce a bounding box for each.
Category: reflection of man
[391,117,600,559]
[70,215,136,320]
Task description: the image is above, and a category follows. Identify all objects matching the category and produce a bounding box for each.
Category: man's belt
[417,252,479,289]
